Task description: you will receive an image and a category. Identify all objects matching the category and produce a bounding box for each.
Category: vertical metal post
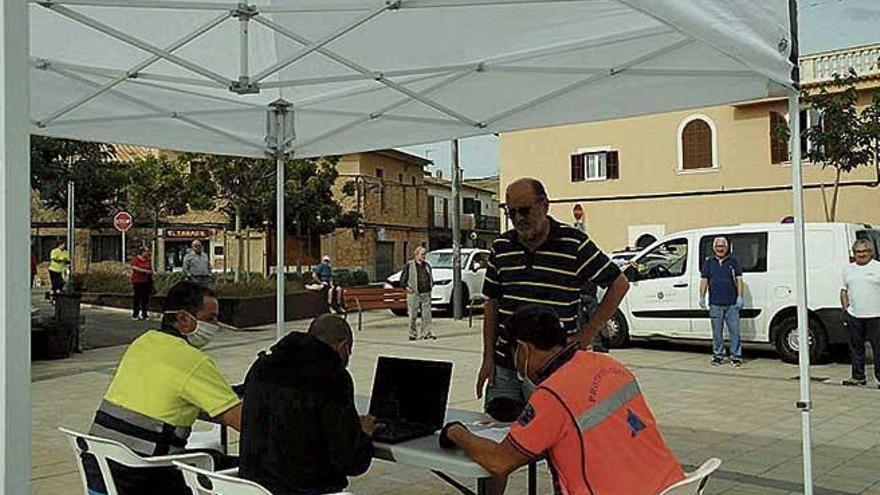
[0,0,32,490]
[234,210,241,283]
[67,178,75,278]
[276,150,285,339]
[239,14,249,82]
[451,139,463,320]
[788,89,814,495]
[267,99,294,340]
[121,230,126,263]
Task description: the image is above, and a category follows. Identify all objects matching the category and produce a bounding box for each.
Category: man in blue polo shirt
[699,236,744,367]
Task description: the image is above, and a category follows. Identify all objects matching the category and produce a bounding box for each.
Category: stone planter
[80,291,323,329]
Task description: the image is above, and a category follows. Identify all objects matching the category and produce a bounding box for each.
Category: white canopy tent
[1,0,815,493]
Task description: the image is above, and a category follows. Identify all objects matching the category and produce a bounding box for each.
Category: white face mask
[168,311,219,349]
[514,342,537,397]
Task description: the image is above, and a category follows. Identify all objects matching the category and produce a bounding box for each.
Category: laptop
[368,356,453,444]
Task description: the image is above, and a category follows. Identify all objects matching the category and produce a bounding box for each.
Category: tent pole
[451,139,463,320]
[788,89,814,495]
[268,99,294,341]
[276,148,285,339]
[1,0,32,491]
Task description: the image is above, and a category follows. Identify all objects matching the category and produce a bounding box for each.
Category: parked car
[385,248,490,316]
[604,222,880,363]
[610,249,642,267]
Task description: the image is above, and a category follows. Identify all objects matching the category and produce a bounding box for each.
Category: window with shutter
[680,118,714,170]
[570,154,585,182]
[770,112,788,164]
[606,150,620,179]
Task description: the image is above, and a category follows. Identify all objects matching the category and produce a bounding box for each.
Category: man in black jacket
[239,315,378,494]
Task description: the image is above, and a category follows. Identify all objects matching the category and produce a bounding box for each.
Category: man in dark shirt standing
[699,236,744,367]
[477,178,630,419]
[239,315,378,494]
[400,246,435,341]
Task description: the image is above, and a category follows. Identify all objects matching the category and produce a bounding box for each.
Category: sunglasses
[504,201,541,218]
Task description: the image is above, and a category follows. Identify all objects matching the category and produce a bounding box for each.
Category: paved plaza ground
[31,303,880,495]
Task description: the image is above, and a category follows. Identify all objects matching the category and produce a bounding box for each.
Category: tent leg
[276,149,285,340]
[451,139,462,320]
[0,0,32,491]
[788,89,814,495]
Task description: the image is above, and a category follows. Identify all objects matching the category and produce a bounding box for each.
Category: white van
[606,222,880,363]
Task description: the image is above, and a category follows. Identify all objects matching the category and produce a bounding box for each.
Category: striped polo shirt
[483,217,621,368]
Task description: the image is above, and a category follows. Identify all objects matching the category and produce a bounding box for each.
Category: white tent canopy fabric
[2,0,816,493]
[31,0,796,158]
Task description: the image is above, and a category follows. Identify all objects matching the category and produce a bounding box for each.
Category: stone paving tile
[31,309,880,494]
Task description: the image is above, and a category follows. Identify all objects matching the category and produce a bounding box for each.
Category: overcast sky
[400,0,880,179]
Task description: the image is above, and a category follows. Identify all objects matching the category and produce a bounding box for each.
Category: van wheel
[773,316,827,364]
[603,311,630,348]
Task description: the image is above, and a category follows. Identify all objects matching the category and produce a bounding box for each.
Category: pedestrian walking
[841,239,880,387]
[131,246,154,321]
[48,240,70,295]
[700,236,745,367]
[400,246,435,341]
[182,240,212,286]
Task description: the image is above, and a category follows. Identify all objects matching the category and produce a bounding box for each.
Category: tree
[267,156,360,273]
[125,153,215,260]
[182,153,274,280]
[30,136,126,229]
[775,70,877,221]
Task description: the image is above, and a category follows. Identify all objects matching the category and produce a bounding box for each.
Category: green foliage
[125,154,216,234]
[351,269,370,287]
[181,153,274,229]
[30,136,126,228]
[281,156,356,235]
[801,70,869,174]
[773,69,880,221]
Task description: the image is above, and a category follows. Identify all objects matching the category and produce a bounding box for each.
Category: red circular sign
[114,211,133,232]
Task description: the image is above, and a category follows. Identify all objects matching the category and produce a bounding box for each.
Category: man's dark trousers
[847,314,880,381]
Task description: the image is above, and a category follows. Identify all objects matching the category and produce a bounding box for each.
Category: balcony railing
[800,43,880,85]
[430,213,500,232]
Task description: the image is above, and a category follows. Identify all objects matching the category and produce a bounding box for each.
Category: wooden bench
[341,286,407,332]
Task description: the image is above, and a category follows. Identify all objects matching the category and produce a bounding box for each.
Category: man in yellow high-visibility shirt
[48,240,70,295]
[85,281,242,495]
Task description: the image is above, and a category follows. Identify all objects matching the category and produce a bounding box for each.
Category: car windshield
[426,252,469,269]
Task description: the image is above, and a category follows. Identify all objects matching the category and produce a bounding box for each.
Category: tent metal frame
[4,1,815,494]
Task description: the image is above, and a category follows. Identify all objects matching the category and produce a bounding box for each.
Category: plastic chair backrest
[660,458,722,495]
[58,427,213,495]
[174,461,355,495]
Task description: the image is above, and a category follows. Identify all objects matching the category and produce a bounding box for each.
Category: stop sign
[114,211,133,232]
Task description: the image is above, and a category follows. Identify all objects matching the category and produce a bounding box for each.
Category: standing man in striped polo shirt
[477,178,630,423]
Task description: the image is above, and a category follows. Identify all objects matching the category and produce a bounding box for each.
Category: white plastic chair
[660,458,722,495]
[187,423,224,451]
[59,427,214,495]
[174,461,353,495]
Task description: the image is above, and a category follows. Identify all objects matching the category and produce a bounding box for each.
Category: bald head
[506,178,547,202]
[308,314,354,366]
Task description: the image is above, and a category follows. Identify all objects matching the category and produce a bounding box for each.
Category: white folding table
[356,396,539,495]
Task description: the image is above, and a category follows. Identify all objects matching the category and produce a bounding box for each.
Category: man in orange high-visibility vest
[442,305,684,495]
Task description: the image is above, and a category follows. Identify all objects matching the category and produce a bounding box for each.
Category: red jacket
[130,256,153,284]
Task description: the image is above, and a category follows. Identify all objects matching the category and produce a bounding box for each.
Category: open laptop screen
[369,357,453,429]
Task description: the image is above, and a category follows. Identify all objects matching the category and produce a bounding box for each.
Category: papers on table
[467,419,511,443]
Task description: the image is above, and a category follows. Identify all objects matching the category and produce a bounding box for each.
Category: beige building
[499,43,880,252]
[424,173,500,250]
[321,150,431,281]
